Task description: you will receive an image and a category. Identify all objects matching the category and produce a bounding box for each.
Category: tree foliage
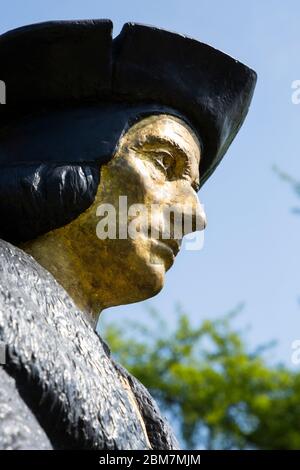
[103,306,300,449]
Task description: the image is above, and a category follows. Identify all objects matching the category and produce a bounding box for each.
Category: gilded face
[23,114,206,315]
[73,114,206,309]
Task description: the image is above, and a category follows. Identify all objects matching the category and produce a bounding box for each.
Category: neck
[21,228,102,328]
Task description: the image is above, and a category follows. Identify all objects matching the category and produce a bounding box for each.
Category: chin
[129,261,165,304]
[146,262,165,296]
[105,260,165,309]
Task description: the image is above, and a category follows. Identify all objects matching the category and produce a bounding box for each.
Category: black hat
[0,19,257,187]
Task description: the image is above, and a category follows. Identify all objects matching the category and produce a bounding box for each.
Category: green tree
[102,305,300,450]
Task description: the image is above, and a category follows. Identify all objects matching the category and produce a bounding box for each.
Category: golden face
[22,114,206,318]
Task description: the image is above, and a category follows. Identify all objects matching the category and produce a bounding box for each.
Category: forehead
[124,114,201,163]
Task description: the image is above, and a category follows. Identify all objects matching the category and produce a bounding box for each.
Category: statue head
[0,20,256,320]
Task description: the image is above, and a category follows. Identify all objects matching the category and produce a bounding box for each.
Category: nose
[181,190,206,237]
[152,186,206,241]
[163,188,206,240]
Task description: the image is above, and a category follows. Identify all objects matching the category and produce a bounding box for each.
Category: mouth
[161,238,181,256]
[150,238,181,268]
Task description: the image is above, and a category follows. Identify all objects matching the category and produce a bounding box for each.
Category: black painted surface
[0,367,52,450]
[0,20,256,183]
[0,239,179,450]
[0,20,256,243]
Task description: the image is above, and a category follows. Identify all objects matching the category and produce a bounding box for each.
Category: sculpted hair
[0,163,100,244]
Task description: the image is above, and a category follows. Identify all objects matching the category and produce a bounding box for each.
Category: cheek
[106,236,165,292]
[108,156,164,205]
[127,157,174,206]
[145,180,188,208]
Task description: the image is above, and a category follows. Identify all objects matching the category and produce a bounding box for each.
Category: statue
[0,20,256,449]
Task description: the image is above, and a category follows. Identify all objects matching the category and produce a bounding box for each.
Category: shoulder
[0,239,175,449]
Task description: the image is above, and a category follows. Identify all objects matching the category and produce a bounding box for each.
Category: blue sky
[1,0,300,365]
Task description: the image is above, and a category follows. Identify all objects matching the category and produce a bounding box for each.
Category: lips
[153,238,182,262]
[161,238,181,257]
[149,237,182,270]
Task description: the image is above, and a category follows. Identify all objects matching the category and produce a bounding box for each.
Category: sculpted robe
[0,239,178,450]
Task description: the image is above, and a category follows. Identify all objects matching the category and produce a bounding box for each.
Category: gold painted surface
[21,115,206,322]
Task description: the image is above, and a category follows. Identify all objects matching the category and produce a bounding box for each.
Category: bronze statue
[0,20,256,449]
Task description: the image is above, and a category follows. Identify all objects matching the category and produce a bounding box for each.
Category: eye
[152,150,175,174]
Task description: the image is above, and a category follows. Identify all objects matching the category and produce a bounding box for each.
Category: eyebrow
[132,135,200,191]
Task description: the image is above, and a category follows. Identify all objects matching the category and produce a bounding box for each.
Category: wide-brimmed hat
[0,19,257,187]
